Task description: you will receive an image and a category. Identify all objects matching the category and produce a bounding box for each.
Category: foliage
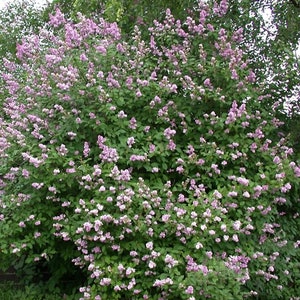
[0,281,80,300]
[46,0,195,32]
[0,1,300,299]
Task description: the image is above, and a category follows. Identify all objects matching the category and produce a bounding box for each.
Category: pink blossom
[164,254,178,268]
[34,232,41,238]
[237,177,249,186]
[167,140,176,151]
[232,234,239,242]
[207,24,214,31]
[146,241,153,250]
[22,169,30,178]
[32,182,44,189]
[148,260,156,269]
[149,144,156,153]
[127,137,135,148]
[83,222,93,232]
[273,156,281,164]
[164,127,176,140]
[223,235,229,241]
[153,278,173,287]
[100,146,119,162]
[243,191,251,198]
[228,191,238,197]
[56,144,68,156]
[118,110,127,118]
[19,221,26,228]
[233,220,242,231]
[130,154,147,161]
[66,168,76,174]
[162,214,170,222]
[195,242,203,250]
[100,278,111,286]
[185,286,194,294]
[48,186,57,194]
[151,167,159,173]
[83,142,90,157]
[49,8,66,28]
[129,117,137,129]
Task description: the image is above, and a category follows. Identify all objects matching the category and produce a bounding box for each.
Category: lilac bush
[0,1,300,299]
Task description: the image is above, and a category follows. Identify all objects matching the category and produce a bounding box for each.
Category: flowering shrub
[1,1,300,299]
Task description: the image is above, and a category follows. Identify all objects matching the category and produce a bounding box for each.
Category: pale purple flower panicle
[49,8,66,28]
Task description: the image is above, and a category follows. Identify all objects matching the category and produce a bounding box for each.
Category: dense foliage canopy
[0,0,299,299]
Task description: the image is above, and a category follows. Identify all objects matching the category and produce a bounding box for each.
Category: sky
[0,0,49,9]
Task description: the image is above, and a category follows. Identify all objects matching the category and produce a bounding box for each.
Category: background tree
[44,0,195,34]
[220,0,300,154]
